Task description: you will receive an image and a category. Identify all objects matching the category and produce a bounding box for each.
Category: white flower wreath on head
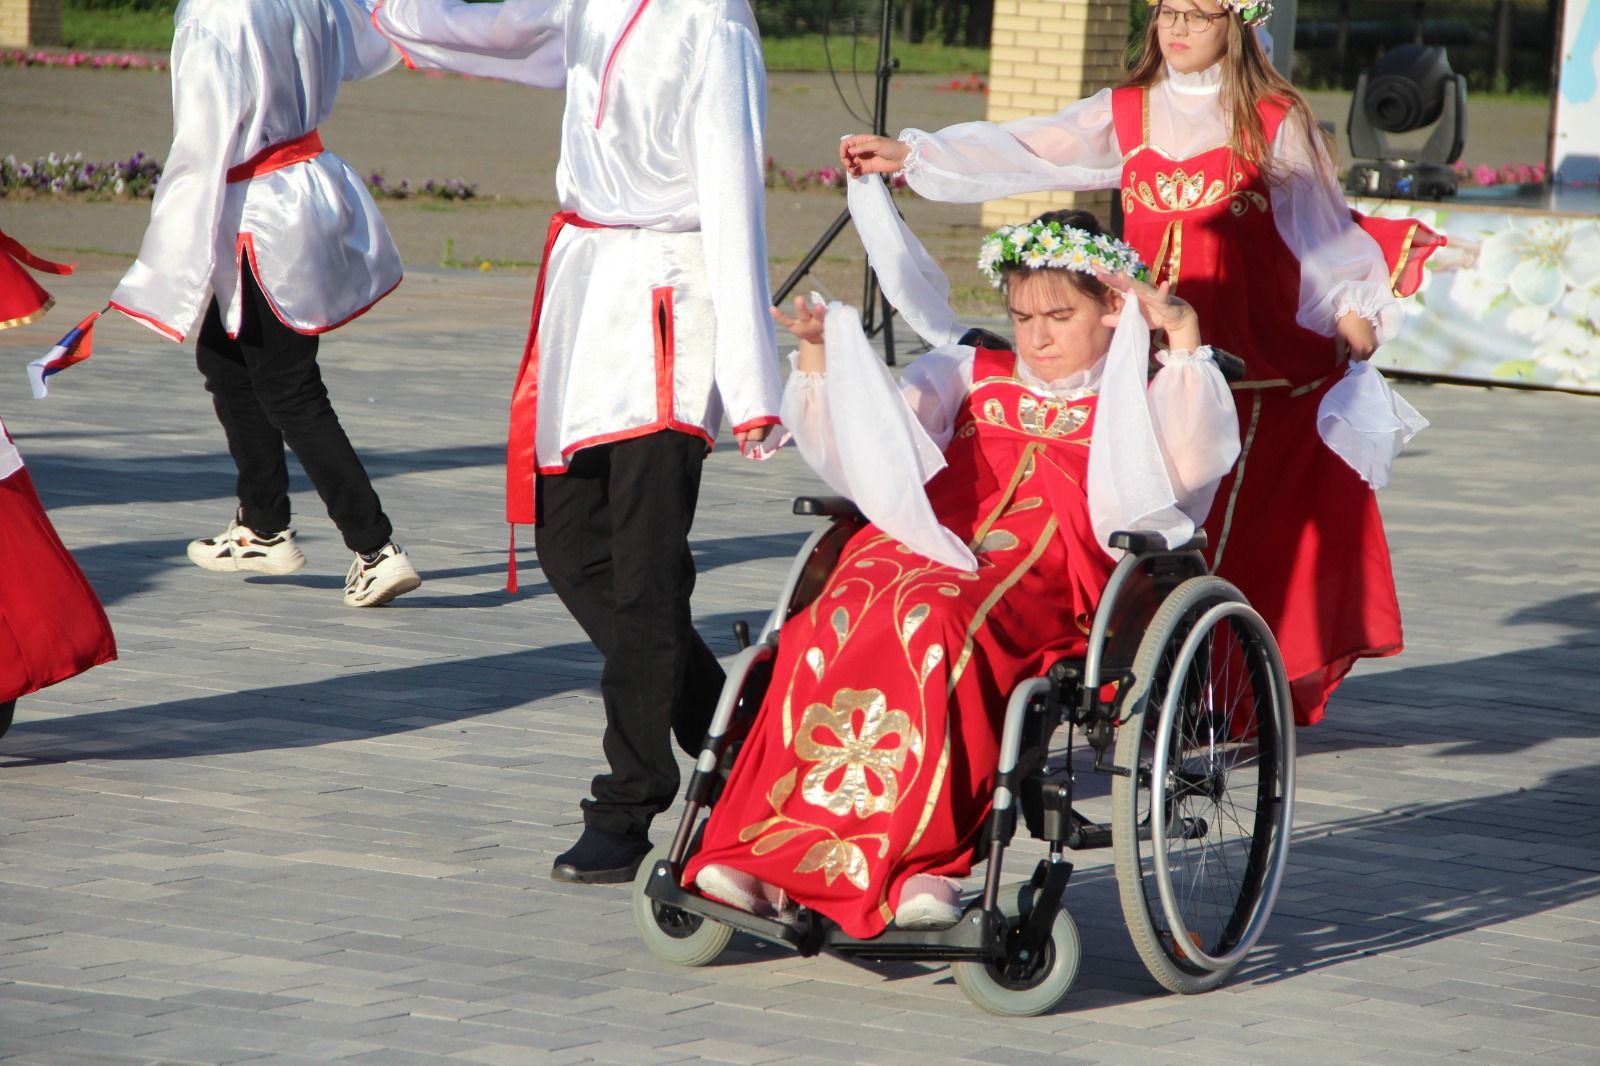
[1147,0,1274,28]
[977,219,1151,289]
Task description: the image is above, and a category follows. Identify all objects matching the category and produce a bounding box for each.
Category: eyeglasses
[1155,6,1229,32]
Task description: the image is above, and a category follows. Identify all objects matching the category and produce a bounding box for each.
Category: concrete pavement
[1,265,1598,1065]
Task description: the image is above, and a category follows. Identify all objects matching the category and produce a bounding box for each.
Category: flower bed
[1,49,167,71]
[766,157,906,193]
[1,152,161,199]
[1455,161,1548,187]
[0,153,478,202]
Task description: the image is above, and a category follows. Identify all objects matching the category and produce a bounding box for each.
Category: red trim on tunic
[594,0,653,129]
[108,300,185,342]
[370,2,421,71]
[233,233,401,338]
[535,421,716,476]
[731,415,782,435]
[226,129,324,183]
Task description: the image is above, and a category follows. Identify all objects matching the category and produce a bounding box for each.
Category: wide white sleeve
[901,89,1122,204]
[338,0,402,81]
[779,310,977,571]
[688,14,782,433]
[371,0,567,88]
[1269,117,1401,342]
[109,24,244,341]
[1146,347,1240,523]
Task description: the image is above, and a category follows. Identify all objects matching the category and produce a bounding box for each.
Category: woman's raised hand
[1095,270,1203,353]
[772,295,827,345]
[772,295,829,374]
[840,134,910,177]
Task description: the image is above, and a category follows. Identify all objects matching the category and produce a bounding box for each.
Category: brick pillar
[983,0,1128,228]
[0,0,62,47]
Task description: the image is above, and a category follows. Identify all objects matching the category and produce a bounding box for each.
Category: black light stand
[771,0,899,364]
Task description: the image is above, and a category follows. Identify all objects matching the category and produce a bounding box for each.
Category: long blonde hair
[1121,8,1334,186]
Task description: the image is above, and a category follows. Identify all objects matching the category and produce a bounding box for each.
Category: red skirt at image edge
[0,467,117,702]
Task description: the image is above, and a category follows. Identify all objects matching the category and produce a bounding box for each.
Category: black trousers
[195,267,391,554]
[535,430,726,837]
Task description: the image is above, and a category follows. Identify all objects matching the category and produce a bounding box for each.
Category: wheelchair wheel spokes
[1112,576,1295,994]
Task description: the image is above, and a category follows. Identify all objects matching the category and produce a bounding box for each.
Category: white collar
[1165,62,1223,95]
[1017,354,1105,399]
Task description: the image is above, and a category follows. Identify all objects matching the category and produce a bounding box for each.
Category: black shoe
[550,825,651,884]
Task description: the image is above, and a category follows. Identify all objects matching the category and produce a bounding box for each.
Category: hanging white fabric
[1316,361,1428,489]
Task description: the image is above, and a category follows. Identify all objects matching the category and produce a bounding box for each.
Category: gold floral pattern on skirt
[795,687,924,818]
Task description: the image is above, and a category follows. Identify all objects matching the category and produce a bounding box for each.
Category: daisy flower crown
[977,221,1151,289]
[1147,1,1274,28]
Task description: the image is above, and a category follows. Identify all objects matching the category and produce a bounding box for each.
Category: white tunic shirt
[372,0,782,472]
[111,0,403,342]
[899,63,1401,341]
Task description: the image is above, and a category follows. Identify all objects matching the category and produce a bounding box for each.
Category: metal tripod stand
[770,1,899,364]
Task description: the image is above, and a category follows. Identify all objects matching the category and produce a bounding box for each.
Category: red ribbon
[226,129,325,183]
[0,229,75,275]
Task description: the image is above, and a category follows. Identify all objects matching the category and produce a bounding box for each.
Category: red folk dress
[1111,87,1401,726]
[686,348,1115,938]
[0,429,118,706]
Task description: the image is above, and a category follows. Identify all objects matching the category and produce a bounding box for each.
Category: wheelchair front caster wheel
[632,846,733,967]
[952,880,1081,1017]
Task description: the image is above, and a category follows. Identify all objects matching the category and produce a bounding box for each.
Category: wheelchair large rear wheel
[1111,576,1294,994]
[632,846,734,967]
[952,879,1081,1017]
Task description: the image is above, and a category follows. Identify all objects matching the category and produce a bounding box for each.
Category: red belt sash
[226,129,324,183]
[506,210,618,525]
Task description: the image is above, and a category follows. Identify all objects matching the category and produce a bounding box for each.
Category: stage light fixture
[1344,44,1467,200]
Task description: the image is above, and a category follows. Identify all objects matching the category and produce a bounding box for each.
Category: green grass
[763,35,988,75]
[50,16,989,75]
[60,10,174,51]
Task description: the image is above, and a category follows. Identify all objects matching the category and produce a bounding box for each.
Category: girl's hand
[1334,311,1378,363]
[840,134,910,177]
[1095,271,1202,352]
[772,296,828,375]
[771,295,827,345]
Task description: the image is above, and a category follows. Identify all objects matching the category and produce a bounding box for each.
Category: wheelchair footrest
[826,907,1007,963]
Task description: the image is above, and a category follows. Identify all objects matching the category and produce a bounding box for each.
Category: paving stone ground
[1,265,1598,1065]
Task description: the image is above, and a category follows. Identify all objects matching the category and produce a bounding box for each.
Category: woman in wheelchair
[682,209,1241,940]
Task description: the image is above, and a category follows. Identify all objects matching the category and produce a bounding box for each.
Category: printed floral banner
[1351,197,1600,394]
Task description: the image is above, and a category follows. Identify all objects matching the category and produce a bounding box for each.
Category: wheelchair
[633,334,1291,1015]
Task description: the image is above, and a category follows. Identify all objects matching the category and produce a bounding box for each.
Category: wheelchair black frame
[643,497,1211,969]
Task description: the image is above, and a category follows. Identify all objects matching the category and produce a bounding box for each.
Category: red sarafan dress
[0,233,117,710]
[0,426,118,707]
[1111,86,1414,726]
[686,348,1115,938]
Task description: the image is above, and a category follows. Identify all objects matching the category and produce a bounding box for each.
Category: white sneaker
[894,874,964,930]
[187,514,306,575]
[343,542,421,607]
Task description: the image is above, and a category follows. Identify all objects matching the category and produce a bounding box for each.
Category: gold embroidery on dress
[795,687,923,818]
[1124,166,1268,219]
[901,603,930,645]
[804,646,825,680]
[977,529,1020,554]
[831,606,850,644]
[737,770,887,891]
[1017,394,1090,438]
[983,398,1006,425]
